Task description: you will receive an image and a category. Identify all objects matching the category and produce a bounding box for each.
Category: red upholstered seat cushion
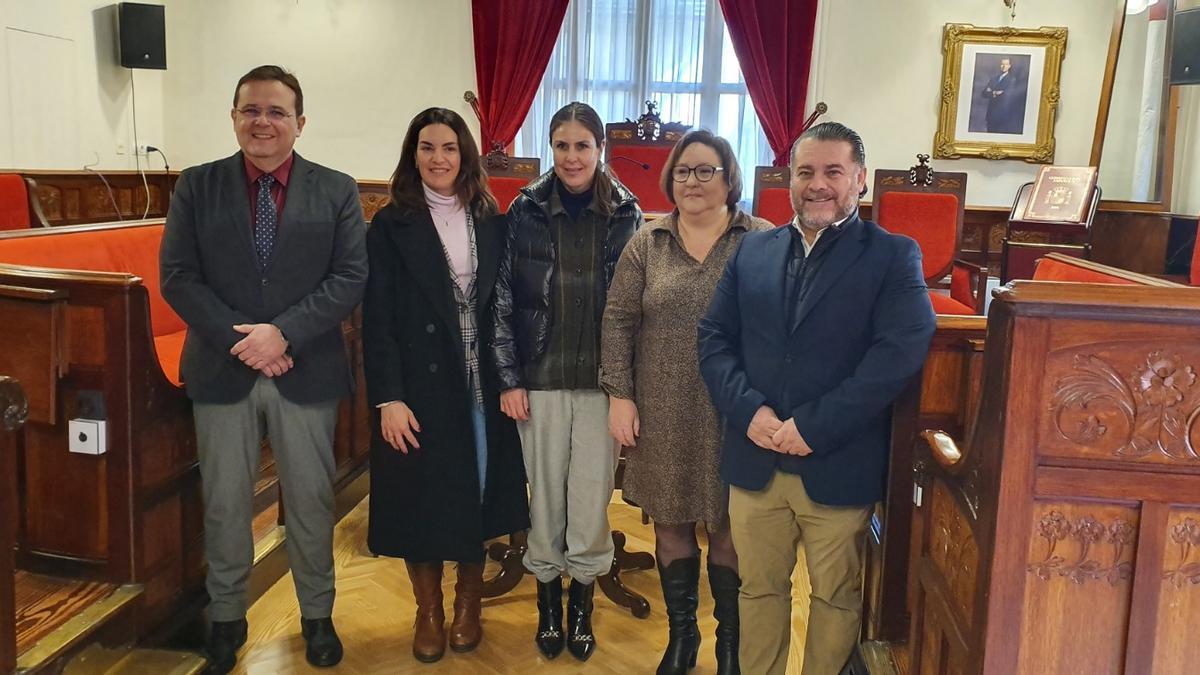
[490,176,526,213]
[929,291,975,315]
[877,192,959,282]
[608,145,673,214]
[757,188,793,226]
[949,264,977,313]
[0,223,185,338]
[0,174,31,231]
[153,330,186,386]
[1032,256,1139,285]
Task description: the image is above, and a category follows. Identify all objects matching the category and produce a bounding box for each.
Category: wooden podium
[1000,178,1100,283]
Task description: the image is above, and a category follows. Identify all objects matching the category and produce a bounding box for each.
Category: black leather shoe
[205,618,247,675]
[300,617,344,668]
[657,556,701,674]
[535,578,565,659]
[566,579,596,662]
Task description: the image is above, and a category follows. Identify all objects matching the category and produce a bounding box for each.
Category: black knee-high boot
[708,561,741,675]
[657,556,701,674]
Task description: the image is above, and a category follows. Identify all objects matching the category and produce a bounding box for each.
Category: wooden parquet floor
[236,495,813,674]
[14,571,117,655]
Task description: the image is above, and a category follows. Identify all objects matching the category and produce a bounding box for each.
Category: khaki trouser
[729,471,871,675]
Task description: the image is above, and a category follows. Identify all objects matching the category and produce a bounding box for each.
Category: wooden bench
[0,219,370,666]
[906,281,1200,674]
[861,255,1188,667]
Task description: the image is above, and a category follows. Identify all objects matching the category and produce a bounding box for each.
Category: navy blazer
[698,215,935,506]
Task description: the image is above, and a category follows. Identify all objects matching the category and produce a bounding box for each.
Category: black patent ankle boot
[566,578,596,661]
[535,577,565,659]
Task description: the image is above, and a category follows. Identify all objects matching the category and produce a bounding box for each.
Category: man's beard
[793,192,857,230]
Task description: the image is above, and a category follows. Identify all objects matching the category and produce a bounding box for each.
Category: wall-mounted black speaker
[1171,8,1200,85]
[118,2,166,70]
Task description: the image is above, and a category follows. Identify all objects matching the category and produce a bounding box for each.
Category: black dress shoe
[535,578,565,659]
[205,618,248,675]
[300,617,344,668]
[566,579,596,662]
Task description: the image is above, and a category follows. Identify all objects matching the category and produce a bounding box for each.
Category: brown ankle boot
[449,562,485,652]
[406,561,446,663]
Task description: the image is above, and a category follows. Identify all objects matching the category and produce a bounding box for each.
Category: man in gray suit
[160,65,367,673]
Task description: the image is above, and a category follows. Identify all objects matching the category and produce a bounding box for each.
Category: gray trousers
[517,389,617,584]
[194,376,339,622]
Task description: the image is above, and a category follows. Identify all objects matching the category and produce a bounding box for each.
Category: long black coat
[363,202,529,562]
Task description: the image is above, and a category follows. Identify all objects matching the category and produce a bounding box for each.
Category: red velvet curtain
[471,0,570,152]
[718,0,820,166]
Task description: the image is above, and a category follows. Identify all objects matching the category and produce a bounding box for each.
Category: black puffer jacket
[492,169,643,390]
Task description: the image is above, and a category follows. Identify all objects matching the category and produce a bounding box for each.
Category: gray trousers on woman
[517,389,618,584]
[193,376,339,622]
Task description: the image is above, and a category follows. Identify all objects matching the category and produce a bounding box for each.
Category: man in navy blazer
[699,122,935,675]
[160,65,366,673]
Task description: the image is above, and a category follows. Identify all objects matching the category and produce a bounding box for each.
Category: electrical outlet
[116,142,127,155]
[136,144,149,156]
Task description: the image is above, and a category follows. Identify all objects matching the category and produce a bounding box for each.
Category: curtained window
[514,0,771,205]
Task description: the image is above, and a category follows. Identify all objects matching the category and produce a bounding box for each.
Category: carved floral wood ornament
[1164,517,1200,589]
[1027,511,1135,586]
[1050,349,1200,462]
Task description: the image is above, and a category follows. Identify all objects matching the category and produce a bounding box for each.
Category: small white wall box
[68,419,107,455]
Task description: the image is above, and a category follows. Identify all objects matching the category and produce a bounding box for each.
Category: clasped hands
[748,405,812,456]
[230,323,292,377]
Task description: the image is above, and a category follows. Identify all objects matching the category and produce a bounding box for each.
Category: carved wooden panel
[1018,500,1138,674]
[28,172,172,226]
[1041,337,1200,466]
[1152,507,1200,674]
[358,192,389,223]
[929,481,978,623]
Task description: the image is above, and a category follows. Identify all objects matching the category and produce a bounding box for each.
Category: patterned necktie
[254,174,277,269]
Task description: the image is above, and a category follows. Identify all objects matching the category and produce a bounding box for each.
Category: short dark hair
[659,129,743,208]
[791,121,866,168]
[389,107,498,219]
[233,65,304,117]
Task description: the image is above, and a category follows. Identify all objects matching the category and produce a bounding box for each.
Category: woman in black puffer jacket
[491,101,642,662]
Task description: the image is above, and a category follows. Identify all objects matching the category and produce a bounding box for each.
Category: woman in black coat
[363,107,529,664]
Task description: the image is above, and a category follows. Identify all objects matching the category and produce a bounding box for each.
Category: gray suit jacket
[160,151,368,404]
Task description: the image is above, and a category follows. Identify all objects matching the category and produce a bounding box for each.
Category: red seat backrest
[876,191,959,282]
[609,145,674,214]
[0,174,31,231]
[757,188,793,226]
[0,224,185,336]
[1191,220,1200,287]
[1031,255,1138,285]
[490,176,526,214]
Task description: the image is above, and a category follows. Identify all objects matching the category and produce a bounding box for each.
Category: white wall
[0,0,165,170]
[808,0,1114,207]
[162,0,477,180]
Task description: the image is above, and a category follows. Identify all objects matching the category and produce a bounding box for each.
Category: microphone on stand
[609,155,651,171]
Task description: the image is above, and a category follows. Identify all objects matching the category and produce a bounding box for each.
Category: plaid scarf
[435,211,482,406]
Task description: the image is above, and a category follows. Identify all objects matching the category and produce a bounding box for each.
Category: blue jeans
[471,401,487,502]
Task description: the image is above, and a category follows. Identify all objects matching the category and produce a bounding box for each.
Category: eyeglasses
[671,165,725,183]
[236,106,294,122]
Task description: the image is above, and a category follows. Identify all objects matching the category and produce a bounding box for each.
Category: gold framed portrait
[933,24,1068,163]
